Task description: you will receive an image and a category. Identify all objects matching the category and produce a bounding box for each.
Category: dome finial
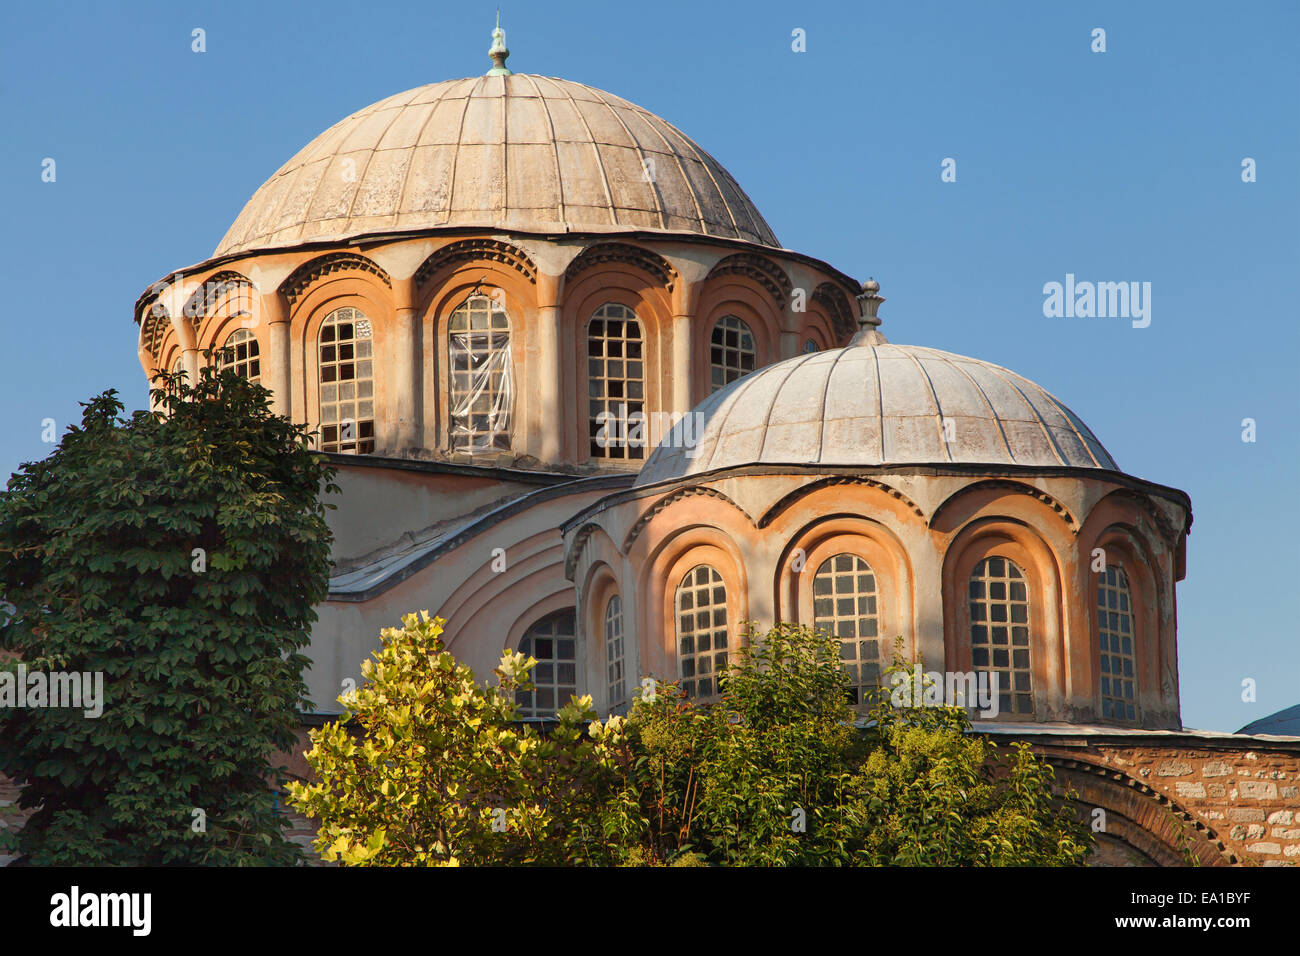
[487,11,512,76]
[850,278,887,345]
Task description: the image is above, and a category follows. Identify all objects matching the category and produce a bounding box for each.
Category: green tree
[287,611,592,866]
[0,361,336,864]
[294,616,1092,867]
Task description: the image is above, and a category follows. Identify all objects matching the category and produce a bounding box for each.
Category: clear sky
[1,1,1295,733]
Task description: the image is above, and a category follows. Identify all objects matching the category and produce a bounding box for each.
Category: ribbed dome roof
[636,333,1118,486]
[215,74,780,258]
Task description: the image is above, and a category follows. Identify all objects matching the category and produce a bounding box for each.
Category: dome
[215,74,780,258]
[1237,704,1300,737]
[636,332,1118,486]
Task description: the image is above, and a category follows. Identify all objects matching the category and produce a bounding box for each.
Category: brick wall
[1028,737,1300,866]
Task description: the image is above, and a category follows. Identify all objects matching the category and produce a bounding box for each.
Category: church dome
[636,330,1118,486]
[214,74,780,258]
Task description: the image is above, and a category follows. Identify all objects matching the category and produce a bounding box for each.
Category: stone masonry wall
[1033,740,1300,866]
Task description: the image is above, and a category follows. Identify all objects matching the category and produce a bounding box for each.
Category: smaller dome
[1237,705,1300,737]
[636,337,1117,485]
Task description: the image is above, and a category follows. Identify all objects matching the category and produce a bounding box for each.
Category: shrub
[0,363,335,864]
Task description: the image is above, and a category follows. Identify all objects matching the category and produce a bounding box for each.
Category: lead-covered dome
[215,74,780,258]
[636,331,1118,486]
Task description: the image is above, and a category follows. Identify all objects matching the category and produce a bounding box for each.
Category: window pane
[968,557,1033,716]
[318,308,376,454]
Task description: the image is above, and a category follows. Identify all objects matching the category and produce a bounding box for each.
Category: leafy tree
[288,611,603,865]
[0,361,336,864]
[294,616,1092,866]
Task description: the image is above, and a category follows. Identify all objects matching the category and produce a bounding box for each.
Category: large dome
[636,331,1118,486]
[215,74,780,258]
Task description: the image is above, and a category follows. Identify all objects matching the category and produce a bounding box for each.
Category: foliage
[287,610,594,866]
[294,617,1092,866]
[0,360,337,864]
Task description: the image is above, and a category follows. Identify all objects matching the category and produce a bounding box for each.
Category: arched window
[675,565,728,699]
[217,328,260,383]
[605,595,626,711]
[448,293,511,453]
[812,553,880,706]
[587,303,645,461]
[318,307,374,454]
[516,610,577,718]
[969,557,1033,716]
[1098,565,1137,722]
[803,339,819,354]
[710,315,756,392]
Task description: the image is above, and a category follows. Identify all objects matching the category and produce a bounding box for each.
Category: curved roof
[215,74,780,258]
[1237,705,1300,737]
[636,331,1118,486]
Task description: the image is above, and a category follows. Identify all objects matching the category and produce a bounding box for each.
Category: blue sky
[1,1,1295,732]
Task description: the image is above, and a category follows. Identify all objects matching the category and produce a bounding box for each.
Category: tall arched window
[217,327,260,383]
[587,303,645,461]
[318,307,374,454]
[710,315,756,392]
[448,293,511,453]
[605,595,626,711]
[516,610,577,718]
[812,553,880,706]
[969,557,1033,716]
[1098,565,1137,722]
[675,565,728,699]
[803,339,819,354]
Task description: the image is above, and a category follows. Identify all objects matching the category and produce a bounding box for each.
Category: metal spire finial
[487,11,512,75]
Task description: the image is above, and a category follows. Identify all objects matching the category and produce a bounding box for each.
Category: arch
[414,238,537,293]
[281,252,391,305]
[623,485,754,552]
[930,479,1077,533]
[562,256,673,462]
[139,302,171,362]
[423,269,536,455]
[565,521,606,579]
[812,282,857,339]
[1045,755,1234,866]
[693,279,783,395]
[1085,487,1182,549]
[941,516,1067,720]
[637,525,749,690]
[1077,488,1180,725]
[564,242,676,291]
[774,514,915,685]
[706,253,792,308]
[760,476,925,527]
[184,271,256,338]
[291,275,393,450]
